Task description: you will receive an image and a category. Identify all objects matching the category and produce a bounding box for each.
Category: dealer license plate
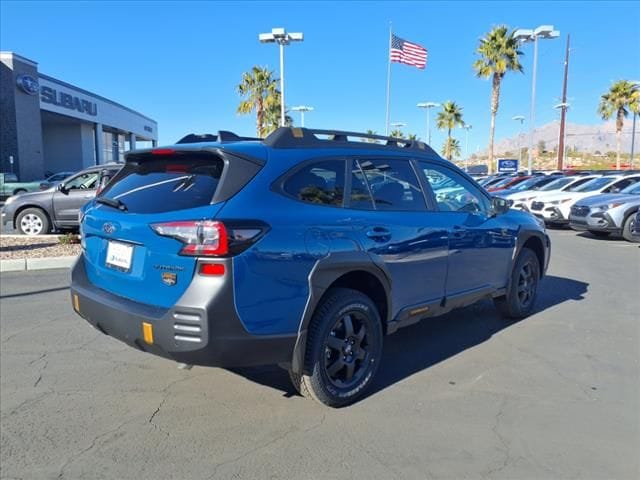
[105,241,133,271]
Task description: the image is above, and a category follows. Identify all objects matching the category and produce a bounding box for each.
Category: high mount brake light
[151,148,176,155]
[151,220,228,256]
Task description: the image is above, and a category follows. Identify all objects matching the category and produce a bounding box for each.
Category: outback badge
[161,272,177,286]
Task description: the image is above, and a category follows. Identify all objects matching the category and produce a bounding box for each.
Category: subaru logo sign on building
[16,74,40,95]
[497,159,519,173]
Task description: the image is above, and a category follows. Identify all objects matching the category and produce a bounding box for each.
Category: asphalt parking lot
[1,230,638,480]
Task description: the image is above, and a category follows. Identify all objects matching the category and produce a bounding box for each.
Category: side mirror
[57,183,69,195]
[491,196,510,215]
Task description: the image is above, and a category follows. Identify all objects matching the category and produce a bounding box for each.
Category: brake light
[151,220,228,256]
[151,148,176,155]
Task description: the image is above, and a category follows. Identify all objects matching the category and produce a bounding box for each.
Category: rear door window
[282,159,345,206]
[351,158,427,211]
[99,153,223,213]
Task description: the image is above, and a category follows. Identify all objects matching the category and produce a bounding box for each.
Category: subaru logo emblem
[103,223,116,234]
[16,75,40,96]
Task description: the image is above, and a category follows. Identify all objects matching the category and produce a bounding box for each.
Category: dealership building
[0,51,158,181]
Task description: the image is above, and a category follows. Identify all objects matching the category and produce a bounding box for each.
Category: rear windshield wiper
[96,197,128,212]
[172,174,196,192]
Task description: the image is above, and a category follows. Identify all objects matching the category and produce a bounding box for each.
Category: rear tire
[622,213,638,242]
[588,230,610,238]
[16,208,50,236]
[294,288,383,408]
[494,247,540,319]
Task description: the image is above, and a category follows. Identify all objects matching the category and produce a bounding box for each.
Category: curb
[0,255,78,272]
[1,234,64,239]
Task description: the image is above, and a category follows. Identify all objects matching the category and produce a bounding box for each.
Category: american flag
[390,34,428,69]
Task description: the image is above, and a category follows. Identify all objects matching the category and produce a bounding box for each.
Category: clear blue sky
[1,1,639,151]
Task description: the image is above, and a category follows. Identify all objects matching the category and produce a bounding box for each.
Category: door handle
[366,227,391,240]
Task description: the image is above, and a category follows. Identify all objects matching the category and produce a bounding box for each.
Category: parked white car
[530,175,640,226]
[502,175,601,211]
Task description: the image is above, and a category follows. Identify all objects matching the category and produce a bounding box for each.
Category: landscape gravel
[0,235,82,260]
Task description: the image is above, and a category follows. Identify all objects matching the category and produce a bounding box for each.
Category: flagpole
[385,22,392,135]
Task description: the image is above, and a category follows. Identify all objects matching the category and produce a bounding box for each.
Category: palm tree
[237,66,278,137]
[390,129,405,139]
[436,101,465,138]
[441,137,461,160]
[407,133,419,141]
[598,80,640,170]
[436,101,464,160]
[263,90,293,135]
[473,25,524,173]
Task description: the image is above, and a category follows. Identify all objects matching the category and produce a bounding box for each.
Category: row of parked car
[473,170,640,242]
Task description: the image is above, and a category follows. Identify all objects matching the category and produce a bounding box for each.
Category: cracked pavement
[1,230,638,479]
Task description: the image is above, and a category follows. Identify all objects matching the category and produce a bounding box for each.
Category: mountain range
[482,120,638,156]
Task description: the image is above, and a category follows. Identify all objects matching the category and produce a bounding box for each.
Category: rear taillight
[151,220,228,256]
[151,220,270,257]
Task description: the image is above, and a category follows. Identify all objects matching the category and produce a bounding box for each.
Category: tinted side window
[65,172,100,190]
[283,160,345,206]
[355,158,427,211]
[349,164,374,210]
[605,177,640,193]
[419,162,490,213]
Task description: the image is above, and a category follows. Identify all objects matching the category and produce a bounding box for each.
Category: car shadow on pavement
[230,275,589,404]
[575,232,626,242]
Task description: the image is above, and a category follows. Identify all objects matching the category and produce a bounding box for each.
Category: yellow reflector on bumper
[142,322,154,345]
[73,294,80,312]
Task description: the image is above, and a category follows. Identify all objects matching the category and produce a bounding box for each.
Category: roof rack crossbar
[264,127,436,154]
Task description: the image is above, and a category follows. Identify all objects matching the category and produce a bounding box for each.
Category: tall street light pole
[417,102,440,145]
[291,105,313,127]
[259,27,304,127]
[631,81,639,168]
[512,115,526,168]
[462,124,472,172]
[631,111,637,168]
[514,25,560,174]
[554,102,570,170]
[557,34,571,171]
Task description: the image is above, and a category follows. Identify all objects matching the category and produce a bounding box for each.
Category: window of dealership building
[0,51,158,181]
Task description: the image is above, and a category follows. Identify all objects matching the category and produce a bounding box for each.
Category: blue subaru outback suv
[71,128,550,407]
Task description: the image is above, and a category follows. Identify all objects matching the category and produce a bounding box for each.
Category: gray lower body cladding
[70,256,296,368]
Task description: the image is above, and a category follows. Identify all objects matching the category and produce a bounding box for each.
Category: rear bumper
[70,256,296,368]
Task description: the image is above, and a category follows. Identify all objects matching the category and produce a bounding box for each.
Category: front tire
[494,247,540,319]
[622,213,638,242]
[16,208,51,236]
[294,288,383,408]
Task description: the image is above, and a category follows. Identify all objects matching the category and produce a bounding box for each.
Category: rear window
[99,154,223,214]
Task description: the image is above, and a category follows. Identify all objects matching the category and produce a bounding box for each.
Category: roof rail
[263,127,438,154]
[176,131,261,144]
